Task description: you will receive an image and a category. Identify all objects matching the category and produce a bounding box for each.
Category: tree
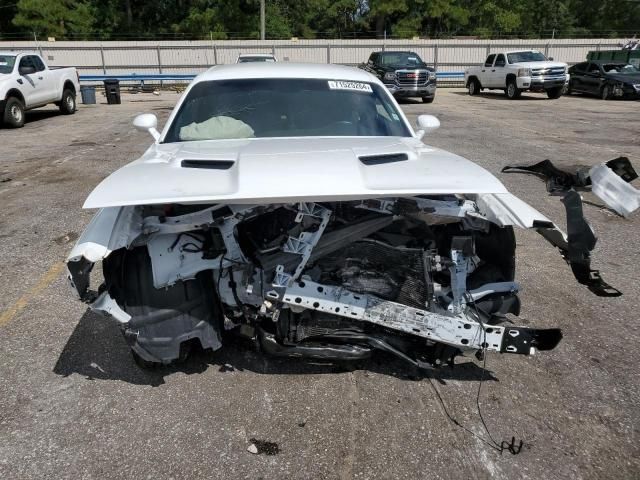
[13,0,94,38]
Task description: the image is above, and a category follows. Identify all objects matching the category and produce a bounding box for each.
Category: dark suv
[359,51,437,103]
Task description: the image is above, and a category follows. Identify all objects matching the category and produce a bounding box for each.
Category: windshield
[507,51,547,63]
[0,55,16,74]
[238,56,275,63]
[379,52,424,66]
[164,78,411,143]
[602,63,639,74]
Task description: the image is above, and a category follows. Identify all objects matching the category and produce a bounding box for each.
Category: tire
[59,89,76,114]
[2,96,25,128]
[468,79,480,96]
[422,96,434,103]
[506,79,521,99]
[601,84,611,100]
[104,247,221,368]
[546,87,563,99]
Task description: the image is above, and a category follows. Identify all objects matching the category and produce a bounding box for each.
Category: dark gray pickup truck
[359,51,437,103]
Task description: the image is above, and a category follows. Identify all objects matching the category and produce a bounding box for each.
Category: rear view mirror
[415,114,440,140]
[19,65,36,75]
[133,113,160,141]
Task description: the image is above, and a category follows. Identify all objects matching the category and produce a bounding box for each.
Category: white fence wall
[0,38,624,83]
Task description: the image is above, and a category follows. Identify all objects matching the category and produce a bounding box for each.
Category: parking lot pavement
[0,89,639,479]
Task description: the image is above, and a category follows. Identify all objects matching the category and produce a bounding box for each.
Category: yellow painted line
[0,262,66,327]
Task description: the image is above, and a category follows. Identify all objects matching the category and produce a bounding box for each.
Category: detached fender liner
[105,247,222,363]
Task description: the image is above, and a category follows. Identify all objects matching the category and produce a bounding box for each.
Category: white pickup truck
[0,52,80,128]
[464,50,569,99]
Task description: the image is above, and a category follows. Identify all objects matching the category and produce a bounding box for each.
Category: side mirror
[133,113,160,141]
[19,65,36,75]
[548,57,554,61]
[415,114,440,140]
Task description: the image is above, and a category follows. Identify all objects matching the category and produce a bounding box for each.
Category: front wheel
[2,96,25,128]
[422,96,434,104]
[601,84,611,100]
[546,87,563,99]
[506,79,521,99]
[59,89,76,114]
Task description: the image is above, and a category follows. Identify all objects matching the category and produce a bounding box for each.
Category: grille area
[396,70,428,85]
[531,66,565,76]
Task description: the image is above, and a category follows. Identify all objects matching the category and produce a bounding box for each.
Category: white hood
[83,137,508,208]
[511,61,567,69]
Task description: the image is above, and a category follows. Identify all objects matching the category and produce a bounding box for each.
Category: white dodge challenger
[67,63,615,369]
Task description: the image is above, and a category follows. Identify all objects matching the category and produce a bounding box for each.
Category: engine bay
[82,196,564,367]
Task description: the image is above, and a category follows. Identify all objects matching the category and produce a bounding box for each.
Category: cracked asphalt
[0,88,638,480]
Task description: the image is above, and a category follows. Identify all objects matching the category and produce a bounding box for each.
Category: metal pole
[327,44,331,64]
[434,44,438,71]
[100,45,106,74]
[156,46,163,88]
[213,44,218,65]
[260,0,265,41]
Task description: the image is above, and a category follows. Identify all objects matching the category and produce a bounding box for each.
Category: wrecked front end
[64,191,601,370]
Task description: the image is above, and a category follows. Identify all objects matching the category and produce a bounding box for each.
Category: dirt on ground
[0,89,638,479]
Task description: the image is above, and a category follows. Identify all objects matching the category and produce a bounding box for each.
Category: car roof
[494,50,542,55]
[588,60,628,64]
[200,62,377,83]
[0,51,34,56]
[238,53,275,58]
[374,51,418,54]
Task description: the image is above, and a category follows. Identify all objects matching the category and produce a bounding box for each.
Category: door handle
[491,69,495,72]
[38,76,43,80]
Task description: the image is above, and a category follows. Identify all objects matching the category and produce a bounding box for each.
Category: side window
[32,56,45,71]
[494,54,506,67]
[588,63,600,73]
[573,62,588,72]
[19,56,34,70]
[484,54,496,67]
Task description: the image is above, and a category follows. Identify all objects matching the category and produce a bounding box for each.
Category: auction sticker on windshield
[328,80,373,93]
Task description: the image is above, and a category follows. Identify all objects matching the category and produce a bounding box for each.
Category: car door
[31,55,57,103]
[480,54,495,86]
[583,63,604,95]
[17,56,47,107]
[569,62,588,91]
[490,54,507,88]
[364,53,379,76]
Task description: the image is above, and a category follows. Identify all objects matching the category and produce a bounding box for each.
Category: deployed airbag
[179,116,255,141]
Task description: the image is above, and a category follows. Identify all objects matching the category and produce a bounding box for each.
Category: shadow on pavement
[450,91,550,101]
[53,309,498,387]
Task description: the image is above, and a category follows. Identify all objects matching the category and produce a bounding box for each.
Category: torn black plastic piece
[67,257,99,302]
[604,157,638,183]
[500,327,563,354]
[501,159,589,193]
[501,157,637,194]
[561,190,622,297]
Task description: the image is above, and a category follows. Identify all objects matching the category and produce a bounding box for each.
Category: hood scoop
[359,153,409,166]
[181,159,235,170]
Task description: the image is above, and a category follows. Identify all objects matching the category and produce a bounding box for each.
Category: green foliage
[2,0,638,39]
[12,0,95,38]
